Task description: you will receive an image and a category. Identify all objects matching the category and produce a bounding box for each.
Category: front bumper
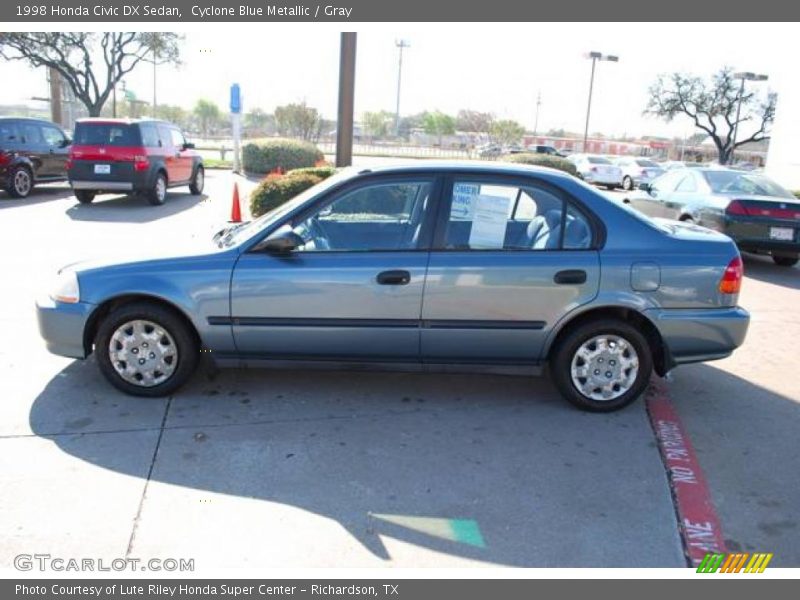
[645,306,750,366]
[36,297,96,359]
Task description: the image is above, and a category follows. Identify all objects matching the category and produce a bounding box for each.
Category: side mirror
[638,182,652,193]
[254,230,305,253]
[61,138,71,148]
[183,142,195,150]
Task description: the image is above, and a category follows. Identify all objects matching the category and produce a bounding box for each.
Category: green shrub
[501,153,578,177]
[286,166,338,180]
[250,173,323,217]
[242,138,324,175]
[794,190,800,199]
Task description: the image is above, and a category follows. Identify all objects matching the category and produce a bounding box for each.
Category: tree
[155,104,188,128]
[193,99,221,138]
[422,111,456,145]
[456,110,494,133]
[0,32,181,117]
[397,112,426,139]
[645,67,776,164]
[244,108,274,135]
[362,110,393,140]
[490,119,526,145]
[274,101,323,141]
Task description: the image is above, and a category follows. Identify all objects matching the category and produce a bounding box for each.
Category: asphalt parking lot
[0,169,798,569]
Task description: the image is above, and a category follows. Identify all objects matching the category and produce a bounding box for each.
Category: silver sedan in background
[615,156,667,191]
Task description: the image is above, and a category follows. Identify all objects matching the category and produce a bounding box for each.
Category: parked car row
[1,116,204,204]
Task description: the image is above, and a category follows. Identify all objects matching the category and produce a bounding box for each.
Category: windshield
[219,169,355,248]
[587,156,611,165]
[703,171,794,198]
[636,160,659,168]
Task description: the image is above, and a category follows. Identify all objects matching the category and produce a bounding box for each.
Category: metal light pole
[582,51,618,152]
[336,33,357,167]
[533,91,541,137]
[394,39,410,137]
[731,71,768,164]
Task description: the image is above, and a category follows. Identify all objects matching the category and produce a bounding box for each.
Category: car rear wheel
[147,173,168,206]
[189,166,204,195]
[550,319,653,412]
[622,176,634,191]
[7,166,33,198]
[773,255,799,267]
[95,302,198,397]
[75,190,95,204]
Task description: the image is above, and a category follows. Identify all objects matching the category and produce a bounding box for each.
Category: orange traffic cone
[230,182,242,223]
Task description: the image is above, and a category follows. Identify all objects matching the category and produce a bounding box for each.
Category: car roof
[0,116,55,124]
[75,118,174,126]
[347,160,577,182]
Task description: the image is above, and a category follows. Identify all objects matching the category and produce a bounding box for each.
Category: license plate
[770,227,794,241]
[94,164,111,175]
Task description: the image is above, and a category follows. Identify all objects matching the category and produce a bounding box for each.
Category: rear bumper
[644,306,750,366]
[71,180,133,191]
[724,217,800,256]
[36,297,95,359]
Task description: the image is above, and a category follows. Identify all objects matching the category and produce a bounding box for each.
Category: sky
[0,23,793,139]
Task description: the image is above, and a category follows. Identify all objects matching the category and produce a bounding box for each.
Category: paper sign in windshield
[468,194,511,249]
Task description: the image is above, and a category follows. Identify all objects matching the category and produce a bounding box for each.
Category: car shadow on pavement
[28,359,684,567]
[65,192,208,223]
[0,184,75,209]
[742,253,800,290]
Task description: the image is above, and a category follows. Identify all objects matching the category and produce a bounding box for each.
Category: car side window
[170,128,186,148]
[140,124,161,148]
[442,179,584,251]
[675,173,697,193]
[0,121,20,145]
[290,180,433,252]
[41,125,65,147]
[21,123,43,145]
[157,125,173,148]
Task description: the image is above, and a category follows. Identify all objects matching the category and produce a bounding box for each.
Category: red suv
[68,118,204,205]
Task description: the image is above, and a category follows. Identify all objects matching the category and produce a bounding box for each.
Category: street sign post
[230,83,242,173]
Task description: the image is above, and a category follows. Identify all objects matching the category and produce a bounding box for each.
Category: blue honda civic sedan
[37,162,750,411]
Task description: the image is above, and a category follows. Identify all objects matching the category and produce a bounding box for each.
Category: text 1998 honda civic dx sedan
[37,162,749,411]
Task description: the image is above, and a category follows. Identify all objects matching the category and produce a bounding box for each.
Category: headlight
[49,270,80,304]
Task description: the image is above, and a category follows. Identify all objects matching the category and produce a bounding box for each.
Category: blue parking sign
[230,83,241,114]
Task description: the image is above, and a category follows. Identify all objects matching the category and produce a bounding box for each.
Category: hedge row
[500,153,578,177]
[249,166,338,218]
[242,138,324,175]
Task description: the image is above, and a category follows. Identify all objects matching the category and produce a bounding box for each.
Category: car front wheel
[95,302,198,397]
[773,255,799,267]
[550,319,653,412]
[7,166,33,198]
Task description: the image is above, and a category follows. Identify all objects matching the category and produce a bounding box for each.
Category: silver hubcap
[109,320,178,387]
[570,335,639,401]
[156,177,166,201]
[14,170,31,195]
[195,169,204,191]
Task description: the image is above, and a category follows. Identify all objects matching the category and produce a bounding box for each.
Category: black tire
[550,318,653,412]
[773,255,799,267]
[75,190,95,204]
[147,172,168,206]
[94,301,198,397]
[604,184,616,190]
[189,165,204,195]
[622,176,634,191]
[7,165,33,198]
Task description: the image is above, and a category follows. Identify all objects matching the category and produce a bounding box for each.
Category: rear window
[636,159,659,168]
[703,171,794,198]
[74,123,140,146]
[587,156,611,165]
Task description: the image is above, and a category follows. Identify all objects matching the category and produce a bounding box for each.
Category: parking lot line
[646,379,727,567]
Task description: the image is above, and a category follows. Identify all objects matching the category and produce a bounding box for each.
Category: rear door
[40,123,69,179]
[18,121,47,178]
[420,174,600,365]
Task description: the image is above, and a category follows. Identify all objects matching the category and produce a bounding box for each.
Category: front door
[421,175,600,365]
[230,176,438,361]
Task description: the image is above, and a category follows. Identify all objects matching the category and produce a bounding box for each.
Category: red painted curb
[645,379,727,566]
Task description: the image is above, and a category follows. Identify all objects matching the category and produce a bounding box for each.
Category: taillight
[590,167,598,172]
[719,256,743,294]
[0,150,9,166]
[133,155,149,172]
[725,200,750,216]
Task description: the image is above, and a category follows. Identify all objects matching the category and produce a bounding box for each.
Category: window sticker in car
[468,194,511,249]
[451,183,480,220]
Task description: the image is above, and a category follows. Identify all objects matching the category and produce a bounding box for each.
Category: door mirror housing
[60,138,71,148]
[638,182,652,193]
[254,230,305,253]
[182,142,195,150]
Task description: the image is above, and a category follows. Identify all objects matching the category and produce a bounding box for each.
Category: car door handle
[554,269,587,285]
[376,270,411,285]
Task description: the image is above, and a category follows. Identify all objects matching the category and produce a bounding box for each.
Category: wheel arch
[83,293,201,356]
[544,305,673,376]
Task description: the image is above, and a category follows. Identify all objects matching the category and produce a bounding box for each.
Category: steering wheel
[306,215,331,250]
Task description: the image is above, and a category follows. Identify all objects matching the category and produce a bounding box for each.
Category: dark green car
[624,168,800,267]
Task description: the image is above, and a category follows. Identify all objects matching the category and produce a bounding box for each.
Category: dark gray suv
[0,117,70,198]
